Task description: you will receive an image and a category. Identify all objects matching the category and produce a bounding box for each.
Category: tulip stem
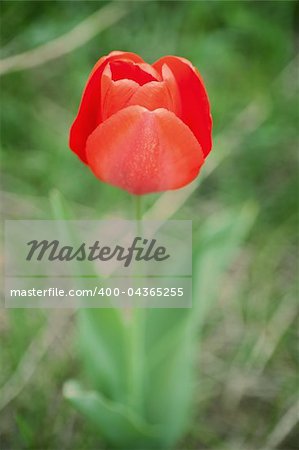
[135,194,142,222]
[128,195,145,413]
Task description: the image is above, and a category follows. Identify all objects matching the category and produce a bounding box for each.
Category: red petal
[160,63,181,116]
[109,60,158,85]
[101,66,139,121]
[89,51,143,78]
[153,56,212,157]
[137,63,161,80]
[101,66,176,120]
[69,51,144,162]
[86,105,204,195]
[128,81,173,112]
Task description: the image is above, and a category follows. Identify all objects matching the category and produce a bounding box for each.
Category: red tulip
[69,51,212,195]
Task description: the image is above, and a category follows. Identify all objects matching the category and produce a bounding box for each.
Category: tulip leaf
[192,202,258,326]
[142,203,257,446]
[49,190,129,400]
[63,380,160,449]
[77,309,129,401]
[144,325,195,448]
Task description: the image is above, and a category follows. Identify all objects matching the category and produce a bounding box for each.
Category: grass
[0,1,298,449]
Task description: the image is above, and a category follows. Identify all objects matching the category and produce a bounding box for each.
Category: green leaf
[77,309,129,401]
[144,325,195,448]
[192,202,258,327]
[49,190,130,400]
[142,203,258,446]
[64,380,160,450]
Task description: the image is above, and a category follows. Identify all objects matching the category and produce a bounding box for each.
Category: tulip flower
[69,51,212,195]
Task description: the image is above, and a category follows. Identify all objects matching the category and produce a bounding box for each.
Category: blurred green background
[0,1,298,449]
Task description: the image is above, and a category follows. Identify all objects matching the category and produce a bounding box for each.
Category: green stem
[135,194,142,222]
[128,195,145,413]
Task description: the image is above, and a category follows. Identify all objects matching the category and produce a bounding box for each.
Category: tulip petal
[86,105,204,195]
[137,63,161,81]
[153,56,212,157]
[128,81,173,112]
[89,51,143,79]
[109,60,158,85]
[101,64,174,120]
[101,66,139,121]
[161,63,181,116]
[69,51,144,162]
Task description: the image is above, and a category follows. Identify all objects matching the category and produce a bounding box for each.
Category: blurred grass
[0,1,298,449]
